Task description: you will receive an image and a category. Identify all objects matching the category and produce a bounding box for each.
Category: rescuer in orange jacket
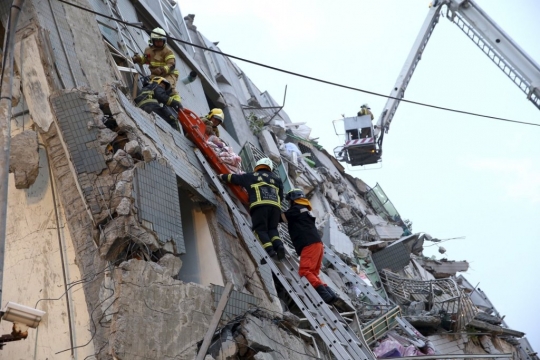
[219,158,285,260]
[280,188,338,304]
[132,27,181,102]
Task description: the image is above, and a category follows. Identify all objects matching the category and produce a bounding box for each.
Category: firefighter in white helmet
[357,103,374,120]
[132,27,181,103]
[219,158,285,260]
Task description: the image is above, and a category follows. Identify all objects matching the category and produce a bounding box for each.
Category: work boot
[315,285,335,304]
[325,286,339,304]
[265,247,277,258]
[275,244,286,261]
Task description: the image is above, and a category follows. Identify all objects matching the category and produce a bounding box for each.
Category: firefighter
[202,108,224,137]
[280,189,338,304]
[219,158,285,260]
[132,27,181,102]
[134,77,182,130]
[357,103,374,120]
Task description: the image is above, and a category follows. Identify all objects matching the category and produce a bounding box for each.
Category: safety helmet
[208,108,224,124]
[254,158,273,172]
[150,27,167,46]
[361,103,370,109]
[151,76,171,91]
[285,188,305,202]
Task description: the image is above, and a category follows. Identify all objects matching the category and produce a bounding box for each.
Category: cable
[54,0,540,128]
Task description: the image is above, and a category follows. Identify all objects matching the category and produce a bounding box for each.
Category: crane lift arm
[375,0,540,139]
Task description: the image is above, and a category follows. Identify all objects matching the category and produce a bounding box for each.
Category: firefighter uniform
[219,164,285,258]
[132,28,181,102]
[134,78,182,130]
[357,106,374,120]
[202,109,224,137]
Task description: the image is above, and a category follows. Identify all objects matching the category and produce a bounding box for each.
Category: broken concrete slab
[99,216,161,260]
[416,258,470,278]
[98,127,118,145]
[321,215,354,257]
[239,314,314,359]
[157,253,182,278]
[9,130,39,189]
[124,139,141,157]
[110,259,214,359]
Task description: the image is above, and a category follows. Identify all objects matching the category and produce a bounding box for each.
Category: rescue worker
[134,76,182,130]
[357,103,374,120]
[219,158,285,260]
[280,189,338,304]
[202,108,224,137]
[132,27,181,102]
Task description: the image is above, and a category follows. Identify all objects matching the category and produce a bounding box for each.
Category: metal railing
[380,270,477,331]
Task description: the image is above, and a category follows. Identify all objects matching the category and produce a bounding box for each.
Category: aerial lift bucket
[177,108,249,205]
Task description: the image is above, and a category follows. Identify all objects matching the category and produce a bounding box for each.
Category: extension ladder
[194,148,376,360]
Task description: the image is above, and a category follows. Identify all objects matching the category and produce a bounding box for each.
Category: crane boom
[375,0,540,140]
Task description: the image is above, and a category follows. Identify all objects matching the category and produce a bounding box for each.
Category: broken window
[366,183,402,223]
[239,142,292,193]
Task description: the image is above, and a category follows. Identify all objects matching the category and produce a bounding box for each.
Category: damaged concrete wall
[109,259,215,360]
[1,145,95,359]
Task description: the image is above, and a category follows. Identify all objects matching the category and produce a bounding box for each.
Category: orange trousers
[298,242,326,288]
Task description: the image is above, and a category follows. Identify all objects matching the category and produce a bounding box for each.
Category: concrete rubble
[0,2,536,360]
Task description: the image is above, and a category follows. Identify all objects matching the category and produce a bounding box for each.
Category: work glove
[151,67,164,76]
[131,54,142,64]
[170,101,183,112]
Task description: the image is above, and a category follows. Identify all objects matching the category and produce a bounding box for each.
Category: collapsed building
[0,0,537,359]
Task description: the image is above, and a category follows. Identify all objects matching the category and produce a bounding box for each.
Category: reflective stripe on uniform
[137,98,159,107]
[164,54,175,62]
[262,242,273,249]
[249,182,280,208]
[150,61,167,67]
[227,174,232,182]
[271,236,281,242]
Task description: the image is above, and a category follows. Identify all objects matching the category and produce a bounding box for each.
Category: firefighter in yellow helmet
[132,28,181,102]
[202,108,224,137]
[134,77,182,130]
[357,103,374,120]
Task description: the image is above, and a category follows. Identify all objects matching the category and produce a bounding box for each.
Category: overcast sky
[179,0,540,349]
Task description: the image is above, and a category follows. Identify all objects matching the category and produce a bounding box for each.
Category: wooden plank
[195,282,233,360]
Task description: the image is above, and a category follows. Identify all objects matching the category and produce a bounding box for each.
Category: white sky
[178,0,540,349]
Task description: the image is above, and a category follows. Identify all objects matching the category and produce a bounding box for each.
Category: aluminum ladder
[195,149,376,360]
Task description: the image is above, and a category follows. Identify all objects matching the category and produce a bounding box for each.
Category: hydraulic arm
[375,0,540,140]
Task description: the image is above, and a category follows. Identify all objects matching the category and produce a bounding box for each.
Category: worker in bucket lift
[357,103,374,120]
[280,189,338,305]
[134,77,182,130]
[202,108,224,137]
[132,27,181,102]
[219,158,286,260]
